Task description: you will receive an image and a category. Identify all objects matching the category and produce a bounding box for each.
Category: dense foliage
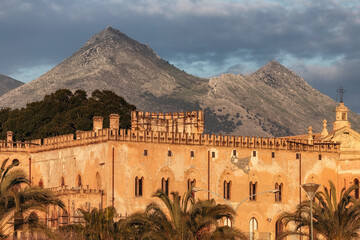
[0,158,64,239]
[122,189,246,240]
[0,89,136,141]
[59,207,119,240]
[60,189,246,240]
[279,180,360,240]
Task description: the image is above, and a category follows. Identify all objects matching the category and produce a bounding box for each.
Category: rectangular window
[223,181,231,200]
[252,151,257,157]
[212,152,215,158]
[275,183,283,202]
[190,150,195,158]
[232,150,237,156]
[143,149,148,156]
[162,178,169,196]
[296,153,300,159]
[249,182,257,201]
[318,154,322,160]
[139,178,143,196]
[188,179,196,190]
[135,177,144,197]
[272,152,275,158]
[168,150,172,157]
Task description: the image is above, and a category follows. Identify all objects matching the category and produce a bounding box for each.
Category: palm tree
[60,206,118,240]
[0,158,64,239]
[123,189,246,240]
[279,180,360,240]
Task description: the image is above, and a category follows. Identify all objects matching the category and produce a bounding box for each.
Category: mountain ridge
[0,27,359,137]
[0,74,23,97]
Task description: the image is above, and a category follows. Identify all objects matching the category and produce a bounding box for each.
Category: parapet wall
[0,111,339,153]
[131,110,204,134]
[7,128,338,153]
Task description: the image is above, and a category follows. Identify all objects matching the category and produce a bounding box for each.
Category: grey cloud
[0,0,359,111]
[293,59,360,113]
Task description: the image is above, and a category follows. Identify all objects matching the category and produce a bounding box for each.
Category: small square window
[272,152,275,158]
[168,150,172,157]
[296,153,300,159]
[232,150,237,156]
[318,154,322,160]
[143,149,148,156]
[252,151,257,157]
[212,152,215,158]
[190,151,195,158]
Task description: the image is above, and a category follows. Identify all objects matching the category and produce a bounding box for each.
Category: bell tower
[333,87,351,130]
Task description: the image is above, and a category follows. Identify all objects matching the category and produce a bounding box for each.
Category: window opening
[249,181,257,201]
[355,178,359,199]
[162,177,169,196]
[223,180,231,200]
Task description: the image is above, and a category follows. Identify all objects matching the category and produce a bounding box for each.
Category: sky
[1,0,360,113]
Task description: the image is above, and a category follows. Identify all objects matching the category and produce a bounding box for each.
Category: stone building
[2,104,360,239]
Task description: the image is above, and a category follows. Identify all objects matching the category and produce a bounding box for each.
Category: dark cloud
[0,0,359,112]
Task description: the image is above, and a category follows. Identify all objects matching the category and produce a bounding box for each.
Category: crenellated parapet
[131,110,204,134]
[0,112,339,153]
[14,128,338,153]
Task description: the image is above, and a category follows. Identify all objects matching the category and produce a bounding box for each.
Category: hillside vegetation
[0,89,135,141]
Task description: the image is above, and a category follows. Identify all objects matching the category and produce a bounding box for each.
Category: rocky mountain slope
[0,27,208,113]
[1,27,359,137]
[0,74,23,97]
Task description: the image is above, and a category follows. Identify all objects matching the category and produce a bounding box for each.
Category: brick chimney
[109,114,120,130]
[93,116,104,132]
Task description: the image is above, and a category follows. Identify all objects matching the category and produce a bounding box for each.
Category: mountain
[0,27,208,112]
[203,60,360,136]
[0,74,23,97]
[1,27,359,137]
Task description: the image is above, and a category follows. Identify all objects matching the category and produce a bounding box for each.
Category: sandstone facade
[2,104,359,239]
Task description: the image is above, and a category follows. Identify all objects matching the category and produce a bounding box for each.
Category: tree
[0,89,136,141]
[279,180,360,240]
[123,189,246,240]
[0,158,64,239]
[60,206,118,240]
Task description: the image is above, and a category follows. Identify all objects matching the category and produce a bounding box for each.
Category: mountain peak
[85,26,132,47]
[250,60,302,88]
[257,60,291,74]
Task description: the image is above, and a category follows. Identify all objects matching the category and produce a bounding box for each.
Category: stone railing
[47,186,103,195]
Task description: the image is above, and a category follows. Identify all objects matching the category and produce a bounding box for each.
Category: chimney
[6,131,13,142]
[93,116,104,132]
[109,114,120,130]
[131,111,137,131]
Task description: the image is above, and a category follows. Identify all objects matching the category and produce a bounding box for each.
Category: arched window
[96,172,101,189]
[39,179,43,188]
[223,180,231,200]
[161,177,169,196]
[14,212,23,231]
[28,212,39,228]
[275,183,283,202]
[61,176,65,187]
[135,176,144,197]
[60,209,69,225]
[187,178,196,190]
[249,181,257,201]
[224,217,232,228]
[355,178,359,199]
[74,209,83,224]
[275,219,284,238]
[77,174,82,187]
[249,217,258,240]
[50,211,56,228]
